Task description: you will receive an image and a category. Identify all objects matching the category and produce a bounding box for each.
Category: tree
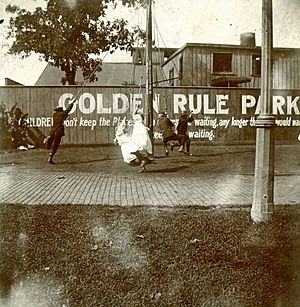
[6,0,145,85]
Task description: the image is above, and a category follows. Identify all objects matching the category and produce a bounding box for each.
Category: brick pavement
[0,166,299,207]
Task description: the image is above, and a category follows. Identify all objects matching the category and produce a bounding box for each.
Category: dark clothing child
[157,113,186,156]
[46,102,74,164]
[177,111,194,155]
[8,107,34,150]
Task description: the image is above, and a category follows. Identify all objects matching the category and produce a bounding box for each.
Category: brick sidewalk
[0,167,299,206]
[0,144,299,206]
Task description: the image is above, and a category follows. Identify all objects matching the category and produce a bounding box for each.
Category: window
[213,53,232,73]
[179,56,183,80]
[133,49,144,65]
[252,55,261,76]
[169,68,174,86]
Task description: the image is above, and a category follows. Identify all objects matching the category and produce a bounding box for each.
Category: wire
[153,17,180,78]
[73,0,147,101]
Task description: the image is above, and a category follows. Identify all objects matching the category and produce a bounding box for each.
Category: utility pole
[145,0,154,145]
[251,0,276,222]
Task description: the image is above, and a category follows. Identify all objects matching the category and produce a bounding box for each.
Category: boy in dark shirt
[176,110,194,155]
[44,100,75,164]
[157,112,187,156]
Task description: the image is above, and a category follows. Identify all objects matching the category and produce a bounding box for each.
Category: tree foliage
[6,0,146,85]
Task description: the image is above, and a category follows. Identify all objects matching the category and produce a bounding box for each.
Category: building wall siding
[162,46,300,89]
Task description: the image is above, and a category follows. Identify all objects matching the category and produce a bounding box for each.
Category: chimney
[240,32,256,47]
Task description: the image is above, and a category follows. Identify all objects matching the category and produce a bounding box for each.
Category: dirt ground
[1,143,299,177]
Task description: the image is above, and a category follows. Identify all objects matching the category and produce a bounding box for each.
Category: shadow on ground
[1,144,299,176]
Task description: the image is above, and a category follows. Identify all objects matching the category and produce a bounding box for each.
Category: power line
[73,1,147,100]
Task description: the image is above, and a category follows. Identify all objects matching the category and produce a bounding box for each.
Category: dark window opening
[133,49,144,65]
[252,55,261,76]
[169,68,174,86]
[213,53,232,73]
[179,56,183,80]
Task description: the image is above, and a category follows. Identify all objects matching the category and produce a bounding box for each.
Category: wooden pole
[145,0,154,144]
[251,0,276,222]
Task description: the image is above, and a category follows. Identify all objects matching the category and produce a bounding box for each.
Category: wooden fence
[1,85,299,145]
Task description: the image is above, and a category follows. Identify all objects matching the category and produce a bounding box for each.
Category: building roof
[35,62,165,86]
[5,78,24,86]
[34,40,300,86]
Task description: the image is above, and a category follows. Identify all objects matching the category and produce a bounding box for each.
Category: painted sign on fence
[1,86,299,144]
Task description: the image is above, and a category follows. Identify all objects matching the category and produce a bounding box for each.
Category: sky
[1,0,300,86]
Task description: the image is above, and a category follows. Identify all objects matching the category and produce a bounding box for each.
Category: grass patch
[0,205,299,306]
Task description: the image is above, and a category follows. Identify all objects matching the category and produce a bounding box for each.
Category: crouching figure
[114,117,138,165]
[114,115,153,172]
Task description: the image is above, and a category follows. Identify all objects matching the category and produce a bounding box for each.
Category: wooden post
[145,0,154,144]
[251,0,276,222]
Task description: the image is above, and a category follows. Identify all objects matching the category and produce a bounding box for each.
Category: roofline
[34,62,148,85]
[182,42,300,52]
[4,78,24,86]
[34,63,50,85]
[132,46,177,52]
